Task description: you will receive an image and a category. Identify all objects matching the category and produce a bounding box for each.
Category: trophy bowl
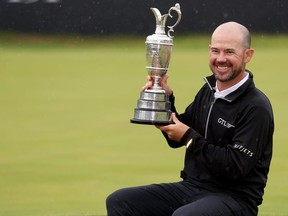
[145,36,172,92]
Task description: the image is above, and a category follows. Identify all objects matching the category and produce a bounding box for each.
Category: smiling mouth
[216,66,230,71]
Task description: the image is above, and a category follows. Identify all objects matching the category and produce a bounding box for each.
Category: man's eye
[226,50,235,55]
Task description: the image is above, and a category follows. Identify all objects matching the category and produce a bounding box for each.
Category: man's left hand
[156,113,189,142]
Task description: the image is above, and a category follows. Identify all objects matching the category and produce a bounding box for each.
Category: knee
[106,189,130,215]
[172,207,184,216]
[106,191,115,210]
[106,190,121,212]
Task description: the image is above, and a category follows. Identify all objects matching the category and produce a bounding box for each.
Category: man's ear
[244,48,254,63]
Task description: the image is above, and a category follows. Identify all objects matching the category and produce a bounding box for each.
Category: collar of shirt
[214,72,249,99]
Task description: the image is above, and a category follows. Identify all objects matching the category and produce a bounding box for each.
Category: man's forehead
[210,45,235,50]
[211,34,243,49]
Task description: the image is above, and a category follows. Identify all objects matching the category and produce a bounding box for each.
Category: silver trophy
[131,3,182,125]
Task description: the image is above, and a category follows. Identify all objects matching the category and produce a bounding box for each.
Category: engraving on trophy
[131,3,182,125]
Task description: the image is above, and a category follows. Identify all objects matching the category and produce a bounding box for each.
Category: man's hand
[156,113,189,142]
[141,74,173,95]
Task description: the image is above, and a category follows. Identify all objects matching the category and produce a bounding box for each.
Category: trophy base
[130,118,173,125]
[131,91,173,125]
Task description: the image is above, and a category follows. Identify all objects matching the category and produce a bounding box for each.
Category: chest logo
[218,118,235,129]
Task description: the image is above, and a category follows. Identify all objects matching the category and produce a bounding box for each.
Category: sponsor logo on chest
[217,118,235,129]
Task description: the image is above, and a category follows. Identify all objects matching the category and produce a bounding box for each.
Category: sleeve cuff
[180,128,194,147]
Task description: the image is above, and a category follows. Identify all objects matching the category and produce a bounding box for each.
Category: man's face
[209,33,249,85]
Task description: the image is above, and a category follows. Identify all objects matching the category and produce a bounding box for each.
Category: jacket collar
[204,70,255,102]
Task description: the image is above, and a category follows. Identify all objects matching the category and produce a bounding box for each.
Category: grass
[0,33,287,216]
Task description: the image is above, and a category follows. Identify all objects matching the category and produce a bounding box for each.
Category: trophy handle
[167,3,182,38]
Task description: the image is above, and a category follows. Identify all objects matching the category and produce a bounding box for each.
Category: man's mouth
[216,66,230,72]
[217,66,228,69]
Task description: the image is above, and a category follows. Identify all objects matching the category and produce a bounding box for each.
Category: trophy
[131,3,182,125]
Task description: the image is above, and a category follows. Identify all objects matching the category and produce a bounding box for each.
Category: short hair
[242,26,251,49]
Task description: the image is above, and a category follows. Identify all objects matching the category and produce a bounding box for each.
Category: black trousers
[106,181,257,216]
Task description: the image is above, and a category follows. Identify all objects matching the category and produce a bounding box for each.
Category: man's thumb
[171,113,178,123]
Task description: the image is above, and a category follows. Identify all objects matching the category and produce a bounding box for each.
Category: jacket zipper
[205,97,217,139]
[203,77,234,139]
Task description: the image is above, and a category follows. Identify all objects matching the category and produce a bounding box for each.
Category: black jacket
[164,72,274,208]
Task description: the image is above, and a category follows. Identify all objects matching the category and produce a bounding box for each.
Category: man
[106,21,274,216]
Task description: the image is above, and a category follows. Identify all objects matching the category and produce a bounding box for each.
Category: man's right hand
[141,74,173,96]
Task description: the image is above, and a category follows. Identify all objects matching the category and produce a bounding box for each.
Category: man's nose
[216,52,227,62]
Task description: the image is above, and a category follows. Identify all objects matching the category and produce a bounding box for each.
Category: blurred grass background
[0,33,287,216]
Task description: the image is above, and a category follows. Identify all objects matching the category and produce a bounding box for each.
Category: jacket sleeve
[162,94,197,148]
